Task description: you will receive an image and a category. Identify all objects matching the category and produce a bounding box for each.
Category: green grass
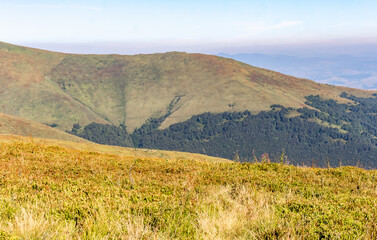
[0,140,376,239]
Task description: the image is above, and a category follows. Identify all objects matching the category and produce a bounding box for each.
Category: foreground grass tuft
[0,141,376,239]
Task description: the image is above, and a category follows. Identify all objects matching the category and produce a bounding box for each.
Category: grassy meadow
[0,139,376,239]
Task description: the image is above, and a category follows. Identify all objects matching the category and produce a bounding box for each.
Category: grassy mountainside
[0,135,230,163]
[0,113,86,142]
[0,41,374,131]
[72,93,377,168]
[0,138,376,239]
[0,43,109,130]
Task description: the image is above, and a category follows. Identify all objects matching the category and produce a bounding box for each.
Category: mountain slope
[0,134,230,163]
[0,113,86,142]
[0,139,375,239]
[76,93,377,168]
[1,42,374,131]
[0,42,109,130]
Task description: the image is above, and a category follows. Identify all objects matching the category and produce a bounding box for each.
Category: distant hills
[219,53,377,89]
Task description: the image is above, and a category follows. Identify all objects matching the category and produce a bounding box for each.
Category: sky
[1,0,377,54]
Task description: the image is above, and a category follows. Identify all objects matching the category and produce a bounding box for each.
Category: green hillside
[0,139,376,239]
[71,93,377,168]
[0,113,86,142]
[0,42,374,131]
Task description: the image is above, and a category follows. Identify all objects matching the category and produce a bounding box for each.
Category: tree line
[68,93,377,168]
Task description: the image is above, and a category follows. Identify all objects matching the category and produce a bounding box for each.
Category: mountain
[75,93,377,168]
[2,42,377,168]
[0,113,86,142]
[0,42,373,132]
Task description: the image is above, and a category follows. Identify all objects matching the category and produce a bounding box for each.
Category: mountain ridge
[0,41,375,132]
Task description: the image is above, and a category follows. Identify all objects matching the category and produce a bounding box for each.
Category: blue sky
[1,0,377,54]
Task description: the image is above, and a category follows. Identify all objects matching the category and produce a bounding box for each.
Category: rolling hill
[0,134,230,163]
[0,113,86,142]
[3,42,377,168]
[0,41,374,132]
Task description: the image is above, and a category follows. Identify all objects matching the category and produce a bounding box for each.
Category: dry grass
[0,139,376,239]
[0,135,230,163]
[196,185,278,239]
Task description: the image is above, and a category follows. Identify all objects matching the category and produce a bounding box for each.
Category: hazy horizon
[8,39,377,57]
[2,0,377,55]
[2,0,377,89]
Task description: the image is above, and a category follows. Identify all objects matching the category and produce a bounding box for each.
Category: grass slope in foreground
[0,140,376,239]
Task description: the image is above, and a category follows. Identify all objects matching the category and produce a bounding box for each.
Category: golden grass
[0,138,376,239]
[0,134,230,163]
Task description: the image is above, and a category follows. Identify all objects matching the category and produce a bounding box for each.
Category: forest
[69,93,377,168]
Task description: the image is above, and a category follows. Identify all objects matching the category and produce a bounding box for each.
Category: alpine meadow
[1,40,377,239]
[2,1,377,236]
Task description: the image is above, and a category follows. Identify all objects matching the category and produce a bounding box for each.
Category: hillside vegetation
[4,42,377,167]
[0,135,230,163]
[0,42,374,131]
[73,93,377,168]
[0,113,86,143]
[0,139,376,239]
